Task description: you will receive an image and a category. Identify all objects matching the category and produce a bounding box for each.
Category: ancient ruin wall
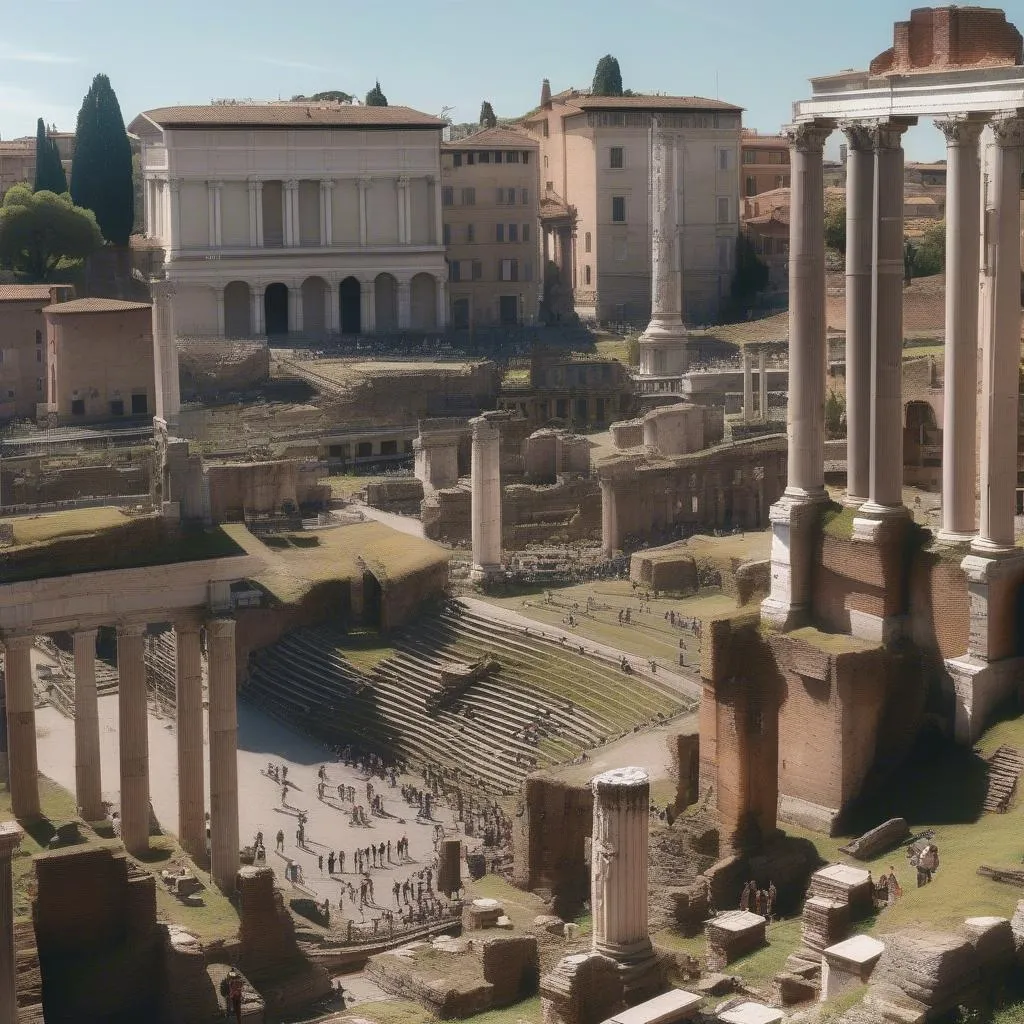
[178,339,270,397]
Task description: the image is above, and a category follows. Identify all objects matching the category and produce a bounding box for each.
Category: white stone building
[129,102,449,336]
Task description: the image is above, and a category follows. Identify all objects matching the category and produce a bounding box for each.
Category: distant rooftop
[443,126,538,150]
[0,285,61,303]
[42,297,151,315]
[131,103,445,132]
[523,89,742,121]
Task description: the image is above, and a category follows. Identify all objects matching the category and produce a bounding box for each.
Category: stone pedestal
[808,865,873,920]
[591,767,660,997]
[603,989,702,1023]
[705,911,767,970]
[117,623,150,856]
[760,493,827,631]
[470,413,505,582]
[175,623,206,863]
[3,634,39,819]
[208,617,239,894]
[73,628,103,821]
[540,951,625,1024]
[464,897,504,930]
[820,934,884,1002]
[0,821,23,1024]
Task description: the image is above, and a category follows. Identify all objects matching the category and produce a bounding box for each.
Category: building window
[472,259,482,280]
[507,151,520,164]
[462,187,475,206]
[745,176,757,197]
[449,260,461,282]
[585,231,592,253]
[584,265,592,285]
[466,152,475,166]
[520,188,529,205]
[71,398,85,416]
[506,188,516,205]
[131,393,148,416]
[500,258,519,282]
[493,151,503,164]
[466,223,475,243]
[719,148,732,171]
[478,151,490,164]
[442,223,451,245]
[612,196,626,222]
[110,398,125,416]
[742,149,756,164]
[508,223,518,242]
[35,329,41,344]
[610,146,624,169]
[496,187,505,205]
[453,152,462,168]
[542,121,549,138]
[522,223,530,242]
[496,223,504,243]
[522,151,530,165]
[716,196,730,223]
[442,186,454,206]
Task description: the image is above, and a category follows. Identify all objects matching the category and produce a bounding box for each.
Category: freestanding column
[600,477,620,560]
[117,623,150,856]
[975,116,1024,554]
[843,123,874,506]
[937,117,984,541]
[3,635,39,819]
[72,629,103,821]
[758,348,768,421]
[208,618,239,894]
[591,768,656,982]
[0,821,23,1024]
[742,350,753,422]
[638,115,689,376]
[175,623,205,863]
[151,280,180,427]
[859,120,910,520]
[470,413,504,582]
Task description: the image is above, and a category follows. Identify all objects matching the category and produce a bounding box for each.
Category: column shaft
[600,479,619,559]
[784,122,830,496]
[742,350,753,422]
[0,823,23,1024]
[358,178,370,247]
[72,629,103,821]
[470,415,503,580]
[397,280,412,329]
[758,349,768,421]
[175,625,205,863]
[208,618,239,894]
[843,126,874,504]
[289,285,302,332]
[117,623,150,856]
[3,636,39,819]
[866,122,908,511]
[361,281,375,332]
[976,117,1024,552]
[938,118,983,540]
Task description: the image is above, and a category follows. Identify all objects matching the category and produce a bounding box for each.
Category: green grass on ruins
[0,774,239,942]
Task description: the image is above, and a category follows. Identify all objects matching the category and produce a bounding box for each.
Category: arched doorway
[340,277,361,334]
[264,283,289,335]
[410,273,436,330]
[301,276,327,336]
[375,273,398,332]
[223,281,251,336]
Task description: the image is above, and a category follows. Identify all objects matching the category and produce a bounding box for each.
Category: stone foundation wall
[179,339,270,397]
[366,477,425,511]
[205,459,328,521]
[2,459,152,507]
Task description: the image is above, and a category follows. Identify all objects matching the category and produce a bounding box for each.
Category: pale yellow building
[441,127,540,327]
[521,87,742,324]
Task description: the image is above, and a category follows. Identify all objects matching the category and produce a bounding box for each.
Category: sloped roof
[132,103,444,132]
[443,126,538,150]
[0,285,56,302]
[42,297,151,315]
[523,91,742,122]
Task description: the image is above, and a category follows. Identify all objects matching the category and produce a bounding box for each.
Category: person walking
[276,830,285,853]
[225,969,244,1024]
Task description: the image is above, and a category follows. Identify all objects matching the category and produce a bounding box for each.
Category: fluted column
[600,478,619,559]
[248,179,263,247]
[936,117,984,541]
[742,349,753,422]
[843,123,874,506]
[207,618,239,894]
[758,348,768,421]
[117,622,149,856]
[470,414,503,581]
[73,629,103,821]
[0,822,22,1024]
[358,176,371,247]
[591,767,654,965]
[975,115,1024,554]
[3,635,38,819]
[783,121,830,497]
[320,179,334,246]
[175,623,205,863]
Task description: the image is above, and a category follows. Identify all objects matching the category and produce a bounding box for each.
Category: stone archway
[223,281,251,337]
[340,276,361,334]
[264,283,289,335]
[301,276,328,336]
[410,273,437,331]
[375,273,398,332]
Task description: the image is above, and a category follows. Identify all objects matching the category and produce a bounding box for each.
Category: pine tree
[70,73,134,245]
[591,55,624,97]
[479,101,497,129]
[365,81,388,107]
[33,118,67,194]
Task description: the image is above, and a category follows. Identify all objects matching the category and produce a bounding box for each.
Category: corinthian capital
[991,114,1024,149]
[863,118,910,151]
[935,115,985,147]
[839,121,873,152]
[784,121,832,153]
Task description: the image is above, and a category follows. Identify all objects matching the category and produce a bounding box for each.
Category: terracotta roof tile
[0,285,57,302]
[132,103,444,131]
[42,297,151,315]
[573,94,741,113]
[443,126,538,150]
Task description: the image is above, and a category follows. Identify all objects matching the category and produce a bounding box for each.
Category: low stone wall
[179,339,271,397]
[365,477,425,511]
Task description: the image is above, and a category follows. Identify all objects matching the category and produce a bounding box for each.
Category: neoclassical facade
[129,103,449,336]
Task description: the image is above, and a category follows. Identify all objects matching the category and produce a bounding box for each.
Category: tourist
[328,852,335,874]
[917,845,939,887]
[319,853,324,873]
[767,882,777,921]
[226,969,244,1024]
[339,850,345,873]
[276,830,285,853]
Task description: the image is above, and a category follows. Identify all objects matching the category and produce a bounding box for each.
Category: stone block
[541,951,626,1024]
[772,971,817,1005]
[599,987,702,1023]
[705,911,766,970]
[808,864,873,919]
[481,934,540,1007]
[801,896,850,955]
[820,934,885,1001]
[961,916,1014,969]
[838,817,910,860]
[464,897,504,930]
[717,1001,783,1024]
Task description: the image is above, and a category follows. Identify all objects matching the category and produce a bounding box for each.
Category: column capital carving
[2,633,34,652]
[116,622,147,638]
[284,178,300,190]
[784,120,833,153]
[839,121,874,151]
[207,179,224,191]
[247,177,263,192]
[991,114,1024,148]
[320,178,335,190]
[167,177,183,193]
[397,174,410,188]
[358,175,372,189]
[863,118,911,150]
[935,115,986,146]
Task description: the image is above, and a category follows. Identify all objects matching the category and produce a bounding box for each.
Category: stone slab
[602,988,702,1024]
[709,911,766,934]
[816,865,870,888]
[823,934,885,968]
[717,1002,784,1024]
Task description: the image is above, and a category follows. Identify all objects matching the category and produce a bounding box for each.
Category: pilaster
[207,617,239,894]
[167,178,182,255]
[358,176,371,247]
[320,178,334,246]
[251,284,265,335]
[207,180,223,248]
[247,178,263,247]
[0,822,23,1024]
[117,622,150,856]
[361,279,376,332]
[73,629,103,820]
[397,279,412,329]
[283,179,299,247]
[2,634,39,819]
[742,349,753,422]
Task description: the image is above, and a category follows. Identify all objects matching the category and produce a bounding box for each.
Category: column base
[851,502,910,543]
[595,938,664,1002]
[960,550,1024,662]
[945,655,1024,745]
[470,563,503,584]
[842,492,868,510]
[936,529,977,545]
[970,536,1019,558]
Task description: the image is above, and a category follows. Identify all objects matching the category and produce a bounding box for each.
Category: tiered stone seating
[243,601,693,792]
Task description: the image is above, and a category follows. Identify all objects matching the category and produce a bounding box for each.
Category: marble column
[151,280,180,426]
[320,179,334,247]
[470,414,503,581]
[600,478,619,559]
[283,180,299,247]
[0,821,22,1024]
[248,179,263,247]
[358,176,371,247]
[207,618,239,894]
[859,119,909,521]
[638,115,689,374]
[175,623,205,863]
[975,115,1024,554]
[72,629,103,821]
[251,285,265,336]
[742,349,753,422]
[3,635,39,819]
[435,278,448,329]
[288,285,302,333]
[325,279,339,333]
[843,123,874,506]
[361,280,376,333]
[758,348,768,421]
[591,767,655,972]
[937,116,983,541]
[167,178,182,255]
[117,623,150,856]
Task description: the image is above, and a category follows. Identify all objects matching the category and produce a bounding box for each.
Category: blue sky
[3,0,946,160]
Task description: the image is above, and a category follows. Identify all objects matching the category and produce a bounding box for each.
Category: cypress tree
[479,101,497,129]
[70,73,134,245]
[365,81,388,107]
[591,55,624,97]
[33,119,67,194]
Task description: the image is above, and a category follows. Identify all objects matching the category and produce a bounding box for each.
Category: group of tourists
[739,879,777,920]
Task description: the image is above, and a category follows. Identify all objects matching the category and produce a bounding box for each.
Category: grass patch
[1,506,129,545]
[727,915,804,984]
[787,626,877,656]
[334,1000,436,1024]
[821,503,856,541]
[820,985,867,1021]
[324,474,395,499]
[338,631,397,673]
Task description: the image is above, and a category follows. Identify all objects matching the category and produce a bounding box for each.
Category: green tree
[731,232,770,304]
[365,81,388,107]
[824,199,846,252]
[479,101,497,129]
[33,118,67,194]
[591,55,624,97]
[70,73,134,245]
[0,184,103,281]
[291,90,353,103]
[911,220,945,277]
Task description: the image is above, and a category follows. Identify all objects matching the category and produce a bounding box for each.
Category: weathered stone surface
[771,970,817,1005]
[838,817,909,861]
[540,951,626,1024]
[705,912,766,971]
